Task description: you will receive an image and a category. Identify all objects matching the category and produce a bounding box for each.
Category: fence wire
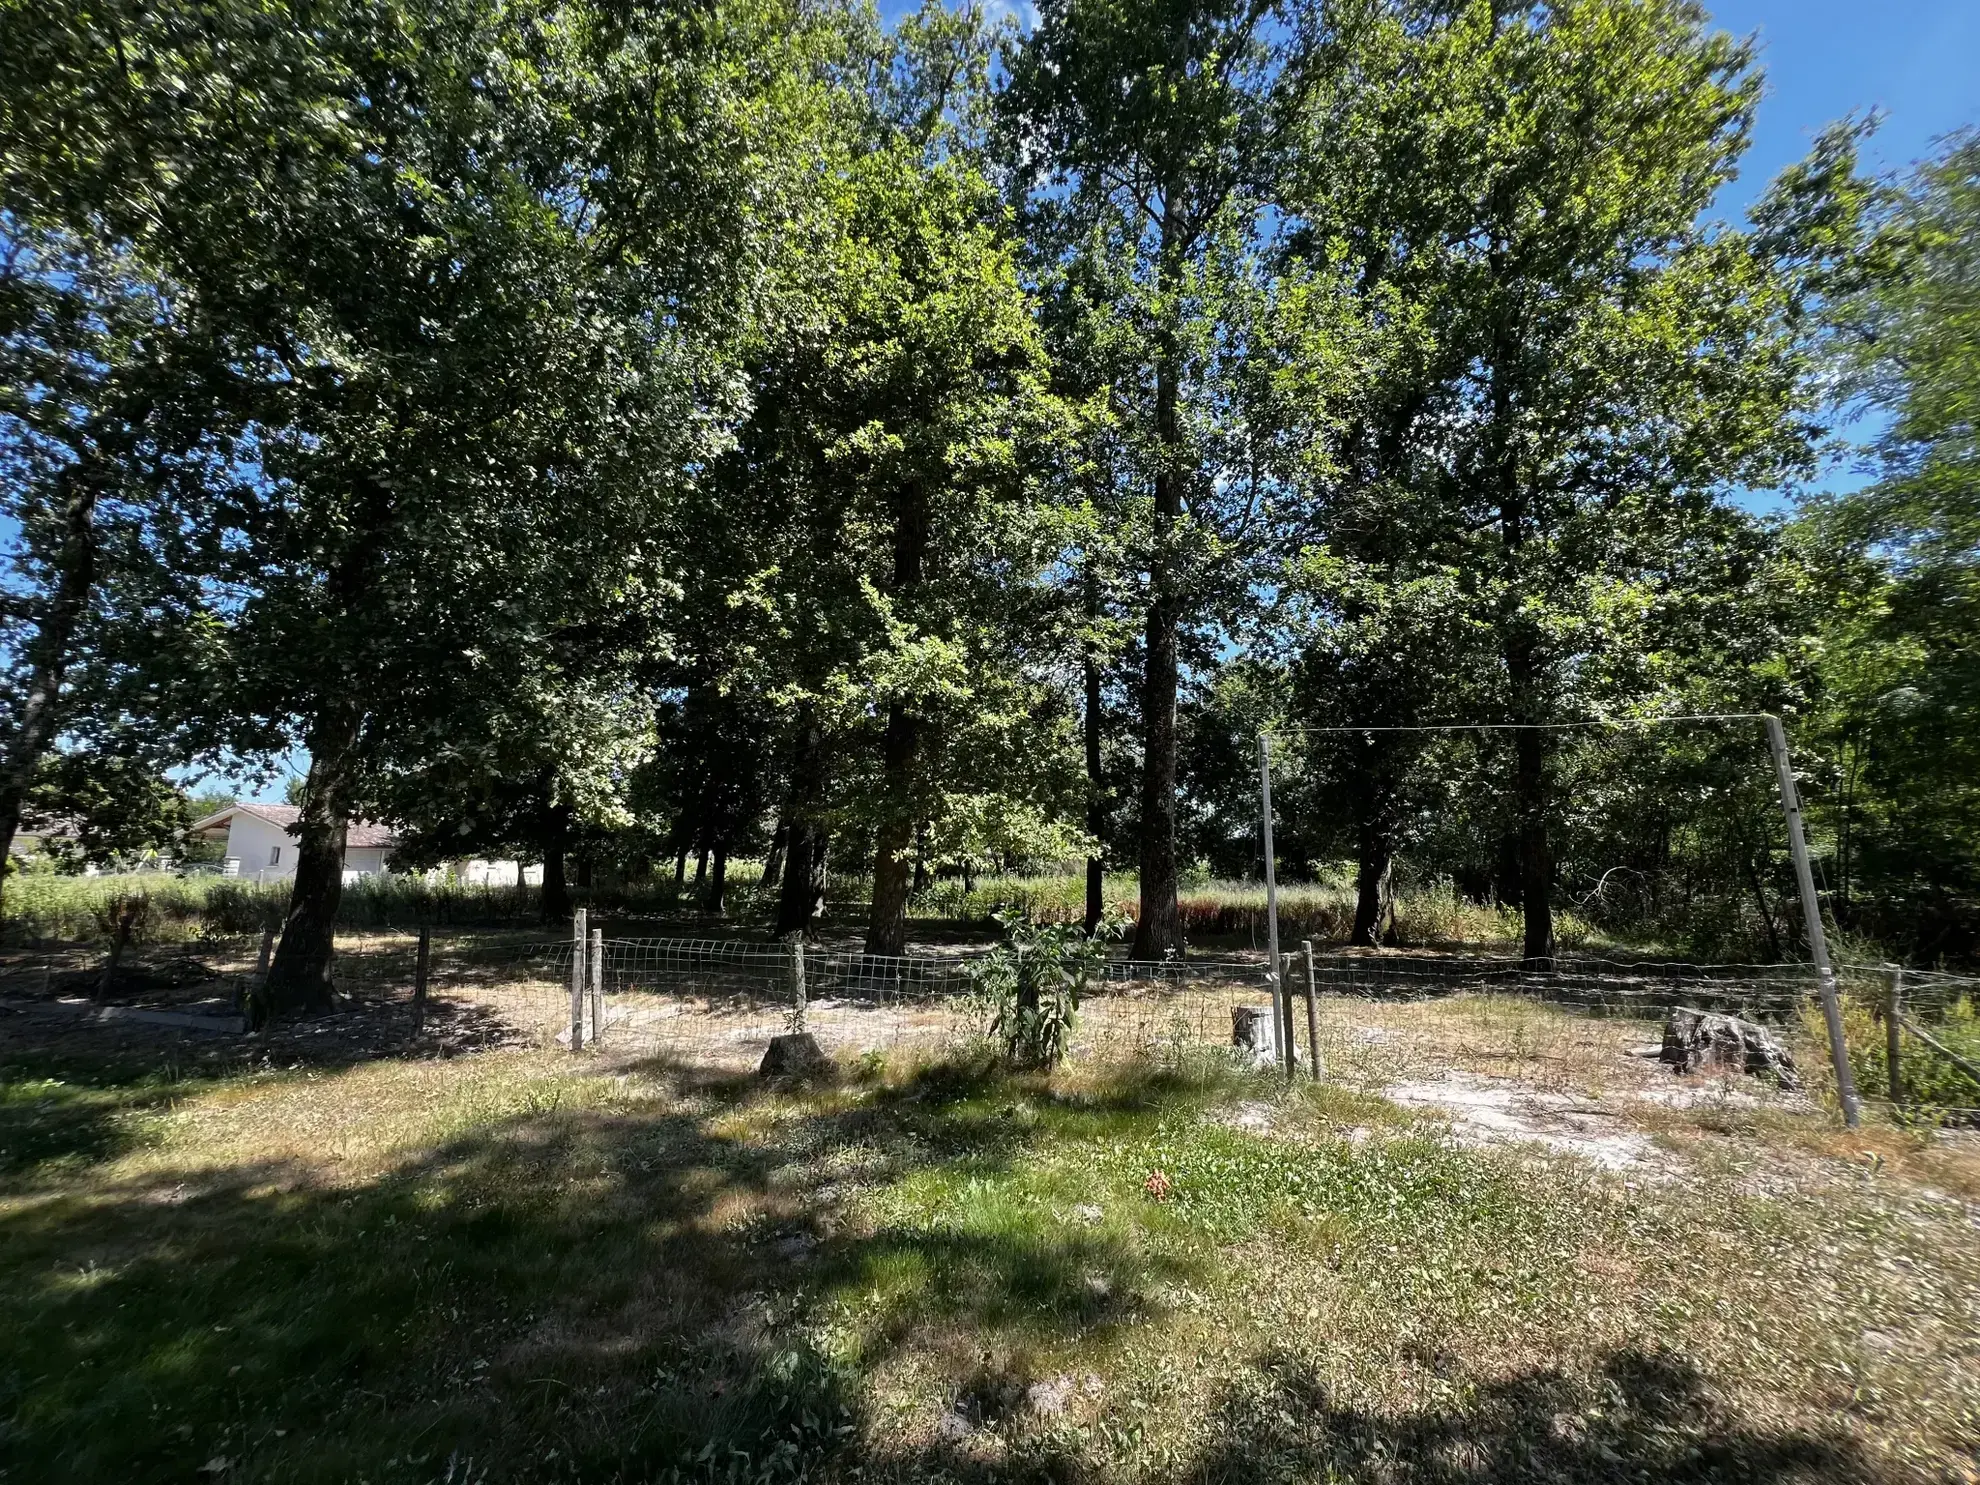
[3,927,1974,1119]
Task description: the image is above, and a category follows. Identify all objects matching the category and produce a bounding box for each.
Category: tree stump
[759,1032,831,1079]
[1231,1005,1278,1066]
[1659,1009,1799,1089]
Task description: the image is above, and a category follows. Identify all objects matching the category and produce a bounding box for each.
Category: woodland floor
[1,977,1977,1484]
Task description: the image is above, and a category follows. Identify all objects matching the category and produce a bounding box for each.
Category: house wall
[224,815,297,883]
[342,847,391,879]
[223,816,394,882]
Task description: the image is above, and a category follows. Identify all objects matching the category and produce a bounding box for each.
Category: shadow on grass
[0,1046,1883,1485]
[0,1048,1208,1483]
[1172,1343,1863,1485]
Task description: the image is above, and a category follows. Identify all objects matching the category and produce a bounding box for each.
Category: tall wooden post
[1259,733,1288,1079]
[1885,965,1904,1105]
[790,937,808,1034]
[1303,939,1322,1083]
[1763,715,1860,1128]
[569,908,587,1052]
[588,927,603,1045]
[410,926,430,1038]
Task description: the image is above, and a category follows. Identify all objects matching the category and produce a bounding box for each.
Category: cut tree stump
[759,1033,831,1079]
[1659,1009,1799,1089]
[1231,1005,1278,1067]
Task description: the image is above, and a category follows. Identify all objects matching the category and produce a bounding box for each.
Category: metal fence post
[1303,939,1321,1083]
[790,937,807,1034]
[1885,964,1903,1105]
[569,908,587,1053]
[411,926,430,1038]
[1763,714,1860,1128]
[588,927,603,1046]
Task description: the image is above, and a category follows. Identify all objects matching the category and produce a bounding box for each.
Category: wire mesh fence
[3,922,1974,1121]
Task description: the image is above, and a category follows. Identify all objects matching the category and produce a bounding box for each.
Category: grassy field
[1,866,1602,956]
[3,992,1977,1485]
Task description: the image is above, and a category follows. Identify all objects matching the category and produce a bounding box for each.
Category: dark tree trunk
[673,843,687,891]
[1084,568,1106,937]
[1351,822,1395,948]
[1493,831,1524,908]
[266,709,361,1014]
[774,715,828,937]
[703,840,729,915]
[1133,216,1186,962]
[912,821,929,896]
[866,705,919,957]
[866,480,929,959]
[692,840,708,890]
[576,853,593,890]
[267,471,395,1014]
[0,462,100,914]
[540,795,572,925]
[1512,718,1554,964]
[761,820,788,891]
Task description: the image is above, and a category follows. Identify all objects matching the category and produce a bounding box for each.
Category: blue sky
[1703,0,1979,511]
[1709,0,1979,217]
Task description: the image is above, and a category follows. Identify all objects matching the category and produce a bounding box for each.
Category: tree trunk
[704,840,729,915]
[774,715,828,937]
[1351,822,1395,949]
[866,706,918,957]
[673,843,688,892]
[692,840,708,890]
[1084,567,1106,937]
[539,794,572,924]
[266,709,360,1014]
[1512,718,1554,965]
[1132,207,1186,962]
[762,820,788,891]
[0,462,100,916]
[866,479,929,959]
[1493,831,1523,908]
[912,821,929,896]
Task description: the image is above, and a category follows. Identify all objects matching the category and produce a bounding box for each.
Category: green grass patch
[0,1040,1973,1482]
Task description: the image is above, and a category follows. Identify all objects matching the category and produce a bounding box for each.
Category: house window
[269,846,282,866]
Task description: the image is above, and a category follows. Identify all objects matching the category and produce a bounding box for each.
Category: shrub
[963,914,1120,1069]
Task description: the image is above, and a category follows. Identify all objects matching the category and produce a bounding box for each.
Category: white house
[187,804,544,887]
[188,804,398,884]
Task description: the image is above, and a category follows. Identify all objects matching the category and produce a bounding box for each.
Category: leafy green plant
[963,913,1121,1069]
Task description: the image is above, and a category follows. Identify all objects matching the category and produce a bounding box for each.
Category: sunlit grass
[1,1029,1975,1482]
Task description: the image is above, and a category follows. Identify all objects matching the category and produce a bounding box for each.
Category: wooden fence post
[411,926,430,1039]
[588,927,603,1045]
[1303,940,1322,1083]
[1885,965,1903,1105]
[569,908,587,1052]
[790,937,807,1034]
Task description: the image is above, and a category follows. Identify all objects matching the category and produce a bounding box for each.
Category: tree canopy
[3,0,1974,982]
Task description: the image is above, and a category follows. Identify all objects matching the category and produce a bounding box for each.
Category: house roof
[188,802,398,849]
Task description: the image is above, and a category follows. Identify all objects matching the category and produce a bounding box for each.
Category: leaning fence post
[411,926,430,1038]
[1763,714,1860,1127]
[1885,965,1904,1105]
[569,908,587,1052]
[588,928,603,1044]
[789,937,807,1034]
[1303,940,1322,1083]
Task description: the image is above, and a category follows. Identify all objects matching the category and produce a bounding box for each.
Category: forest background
[3,0,1978,1010]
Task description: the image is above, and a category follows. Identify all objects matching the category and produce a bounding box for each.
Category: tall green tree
[1003,0,1328,959]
